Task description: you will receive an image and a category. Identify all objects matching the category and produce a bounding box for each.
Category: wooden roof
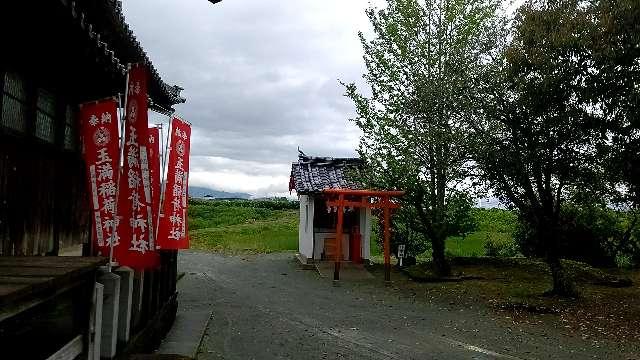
[66,0,186,110]
[2,1,184,113]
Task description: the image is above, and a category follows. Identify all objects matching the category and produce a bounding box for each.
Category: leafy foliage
[469,0,640,294]
[484,236,520,257]
[472,208,518,234]
[344,0,505,275]
[514,204,640,267]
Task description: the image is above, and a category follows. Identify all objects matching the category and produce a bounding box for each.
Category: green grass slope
[189,199,298,253]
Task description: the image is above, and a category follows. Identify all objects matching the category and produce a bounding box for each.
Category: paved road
[177,251,634,360]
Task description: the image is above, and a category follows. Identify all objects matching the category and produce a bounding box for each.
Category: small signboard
[398,244,406,267]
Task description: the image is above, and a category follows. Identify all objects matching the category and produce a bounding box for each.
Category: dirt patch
[373,258,640,346]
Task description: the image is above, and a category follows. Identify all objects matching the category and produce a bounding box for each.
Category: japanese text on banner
[79,99,120,256]
[148,126,162,233]
[157,117,191,249]
[116,63,159,269]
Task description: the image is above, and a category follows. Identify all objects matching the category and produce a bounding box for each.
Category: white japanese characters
[124,118,153,254]
[166,124,189,242]
[86,110,119,249]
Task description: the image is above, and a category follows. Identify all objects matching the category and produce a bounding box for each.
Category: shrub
[514,204,639,268]
[484,237,501,257]
[484,235,520,257]
[472,208,518,234]
[372,206,430,259]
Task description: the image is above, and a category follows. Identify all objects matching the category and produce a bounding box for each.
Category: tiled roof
[290,154,364,194]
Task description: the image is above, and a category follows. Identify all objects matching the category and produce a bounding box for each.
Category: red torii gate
[323,189,405,282]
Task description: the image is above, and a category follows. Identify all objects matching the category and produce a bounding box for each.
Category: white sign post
[398,244,406,267]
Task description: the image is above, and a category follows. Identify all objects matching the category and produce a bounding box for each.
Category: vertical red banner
[148,126,161,237]
[116,64,159,269]
[79,98,121,257]
[157,117,191,249]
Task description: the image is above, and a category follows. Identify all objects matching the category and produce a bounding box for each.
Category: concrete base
[89,282,103,360]
[97,269,121,359]
[114,266,134,346]
[131,270,144,330]
[294,253,316,270]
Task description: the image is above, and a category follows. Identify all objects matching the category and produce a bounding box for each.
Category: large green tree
[588,0,640,258]
[472,0,640,295]
[344,0,505,275]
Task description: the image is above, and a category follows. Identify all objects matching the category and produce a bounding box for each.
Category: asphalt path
[176,251,636,360]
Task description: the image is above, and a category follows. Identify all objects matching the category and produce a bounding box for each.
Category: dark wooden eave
[60,0,185,113]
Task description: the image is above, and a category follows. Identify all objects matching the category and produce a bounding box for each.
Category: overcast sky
[122,0,375,197]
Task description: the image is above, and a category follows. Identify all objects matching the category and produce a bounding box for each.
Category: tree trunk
[546,256,577,297]
[544,219,577,297]
[431,234,451,276]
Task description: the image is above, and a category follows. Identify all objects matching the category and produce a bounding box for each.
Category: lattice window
[35,88,56,143]
[64,105,78,150]
[1,72,27,132]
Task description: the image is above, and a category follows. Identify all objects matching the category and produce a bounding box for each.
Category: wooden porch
[0,256,106,359]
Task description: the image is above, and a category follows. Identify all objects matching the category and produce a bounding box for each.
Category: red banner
[79,98,121,257]
[148,126,161,237]
[116,64,159,269]
[157,117,191,249]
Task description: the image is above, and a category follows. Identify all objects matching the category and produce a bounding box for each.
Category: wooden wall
[0,137,90,255]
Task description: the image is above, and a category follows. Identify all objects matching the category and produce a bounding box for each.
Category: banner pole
[107,67,130,272]
[153,123,164,243]
[155,115,173,243]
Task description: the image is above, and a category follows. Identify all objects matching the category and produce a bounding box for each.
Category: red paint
[324,188,404,282]
[148,126,161,237]
[157,117,191,250]
[79,98,121,257]
[116,63,160,270]
[350,226,362,264]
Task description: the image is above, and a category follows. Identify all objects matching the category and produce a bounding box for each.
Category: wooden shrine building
[290,154,373,264]
[290,153,404,281]
[1,1,184,359]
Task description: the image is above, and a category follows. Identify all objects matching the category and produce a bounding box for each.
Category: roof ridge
[290,154,364,194]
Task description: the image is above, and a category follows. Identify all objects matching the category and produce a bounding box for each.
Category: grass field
[445,208,518,256]
[188,199,518,258]
[189,199,299,253]
[445,231,514,257]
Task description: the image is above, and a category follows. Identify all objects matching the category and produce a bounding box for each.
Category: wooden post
[334,194,344,281]
[383,196,391,283]
[322,189,404,284]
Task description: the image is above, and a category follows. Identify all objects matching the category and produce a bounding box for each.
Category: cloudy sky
[122,0,376,197]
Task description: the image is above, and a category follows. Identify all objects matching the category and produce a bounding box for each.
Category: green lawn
[189,199,298,253]
[369,208,518,261]
[369,231,514,263]
[445,231,514,257]
[188,199,517,257]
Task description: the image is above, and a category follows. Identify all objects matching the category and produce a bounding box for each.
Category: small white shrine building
[289,153,372,264]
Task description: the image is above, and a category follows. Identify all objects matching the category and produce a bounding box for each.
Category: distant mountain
[189,186,251,199]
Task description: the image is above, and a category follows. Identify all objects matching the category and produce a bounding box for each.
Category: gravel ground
[177,251,637,360]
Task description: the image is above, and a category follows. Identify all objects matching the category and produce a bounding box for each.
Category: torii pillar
[324,189,404,283]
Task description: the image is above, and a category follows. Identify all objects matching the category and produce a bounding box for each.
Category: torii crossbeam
[323,189,405,283]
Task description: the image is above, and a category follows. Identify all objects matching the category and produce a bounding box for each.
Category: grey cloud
[123,0,372,193]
